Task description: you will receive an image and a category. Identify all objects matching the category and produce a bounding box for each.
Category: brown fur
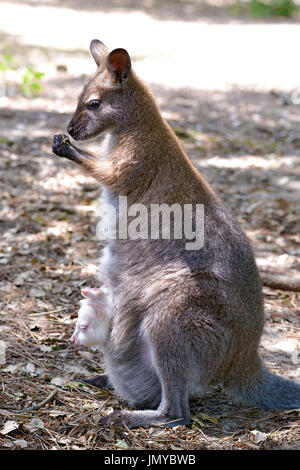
[52,40,300,428]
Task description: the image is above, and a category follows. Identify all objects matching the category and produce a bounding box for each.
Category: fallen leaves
[29,288,46,298]
[192,413,219,426]
[251,430,269,444]
[0,340,6,365]
[24,418,45,433]
[50,377,67,387]
[0,420,19,435]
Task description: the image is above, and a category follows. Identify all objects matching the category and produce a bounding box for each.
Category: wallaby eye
[87,99,102,110]
[80,324,88,330]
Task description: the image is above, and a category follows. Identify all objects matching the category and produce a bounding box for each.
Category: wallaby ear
[106,48,131,83]
[90,39,108,69]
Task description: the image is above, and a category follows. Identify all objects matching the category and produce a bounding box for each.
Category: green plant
[249,0,298,17]
[21,66,45,97]
[0,53,18,73]
[230,0,298,18]
[0,54,18,95]
[0,53,45,97]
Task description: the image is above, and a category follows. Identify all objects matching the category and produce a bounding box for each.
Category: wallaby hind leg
[98,380,190,429]
[98,332,191,428]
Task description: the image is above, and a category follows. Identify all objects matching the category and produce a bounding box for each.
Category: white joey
[71,287,109,350]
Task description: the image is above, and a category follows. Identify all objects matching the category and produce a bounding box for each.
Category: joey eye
[87,99,102,110]
[80,324,88,330]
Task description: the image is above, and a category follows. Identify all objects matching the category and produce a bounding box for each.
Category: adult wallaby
[52,40,300,428]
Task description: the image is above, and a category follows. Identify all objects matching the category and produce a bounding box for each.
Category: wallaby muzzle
[67,121,75,138]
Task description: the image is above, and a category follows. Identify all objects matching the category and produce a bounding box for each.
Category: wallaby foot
[52,134,96,165]
[98,409,189,429]
[81,373,113,390]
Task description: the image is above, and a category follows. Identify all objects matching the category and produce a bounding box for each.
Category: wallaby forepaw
[52,134,72,157]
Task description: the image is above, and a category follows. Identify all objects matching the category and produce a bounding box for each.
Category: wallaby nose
[67,122,75,136]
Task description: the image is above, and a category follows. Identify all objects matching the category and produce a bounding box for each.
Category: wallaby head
[67,40,132,141]
[70,287,109,349]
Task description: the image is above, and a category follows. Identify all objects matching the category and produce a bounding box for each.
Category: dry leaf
[0,326,10,333]
[82,403,100,410]
[25,362,35,374]
[15,271,34,286]
[291,350,300,365]
[0,420,19,435]
[197,413,219,425]
[40,345,52,353]
[51,377,67,386]
[30,288,46,298]
[251,430,268,444]
[14,439,28,448]
[78,351,93,360]
[2,441,14,448]
[3,364,22,374]
[115,439,129,449]
[170,444,182,450]
[48,409,68,417]
[24,418,45,433]
[245,441,260,450]
[0,340,6,365]
[57,437,71,445]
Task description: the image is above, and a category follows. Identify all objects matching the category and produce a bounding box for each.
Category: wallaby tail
[229,363,300,409]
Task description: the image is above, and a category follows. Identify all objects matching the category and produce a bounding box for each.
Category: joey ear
[106,48,131,83]
[90,39,109,69]
[81,287,102,299]
[81,287,93,299]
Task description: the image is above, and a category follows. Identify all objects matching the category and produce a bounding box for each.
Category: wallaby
[52,40,300,428]
[70,287,112,390]
[71,287,110,349]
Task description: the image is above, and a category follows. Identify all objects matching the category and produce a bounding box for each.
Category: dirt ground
[0,0,300,451]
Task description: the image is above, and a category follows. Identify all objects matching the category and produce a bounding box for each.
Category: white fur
[97,187,117,308]
[71,293,110,351]
[71,132,116,351]
[101,132,115,160]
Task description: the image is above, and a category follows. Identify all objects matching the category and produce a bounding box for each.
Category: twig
[26,307,67,316]
[23,388,59,412]
[6,347,46,369]
[98,397,113,414]
[0,388,58,415]
[0,409,34,418]
[194,426,210,442]
[20,320,40,345]
[260,272,300,292]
